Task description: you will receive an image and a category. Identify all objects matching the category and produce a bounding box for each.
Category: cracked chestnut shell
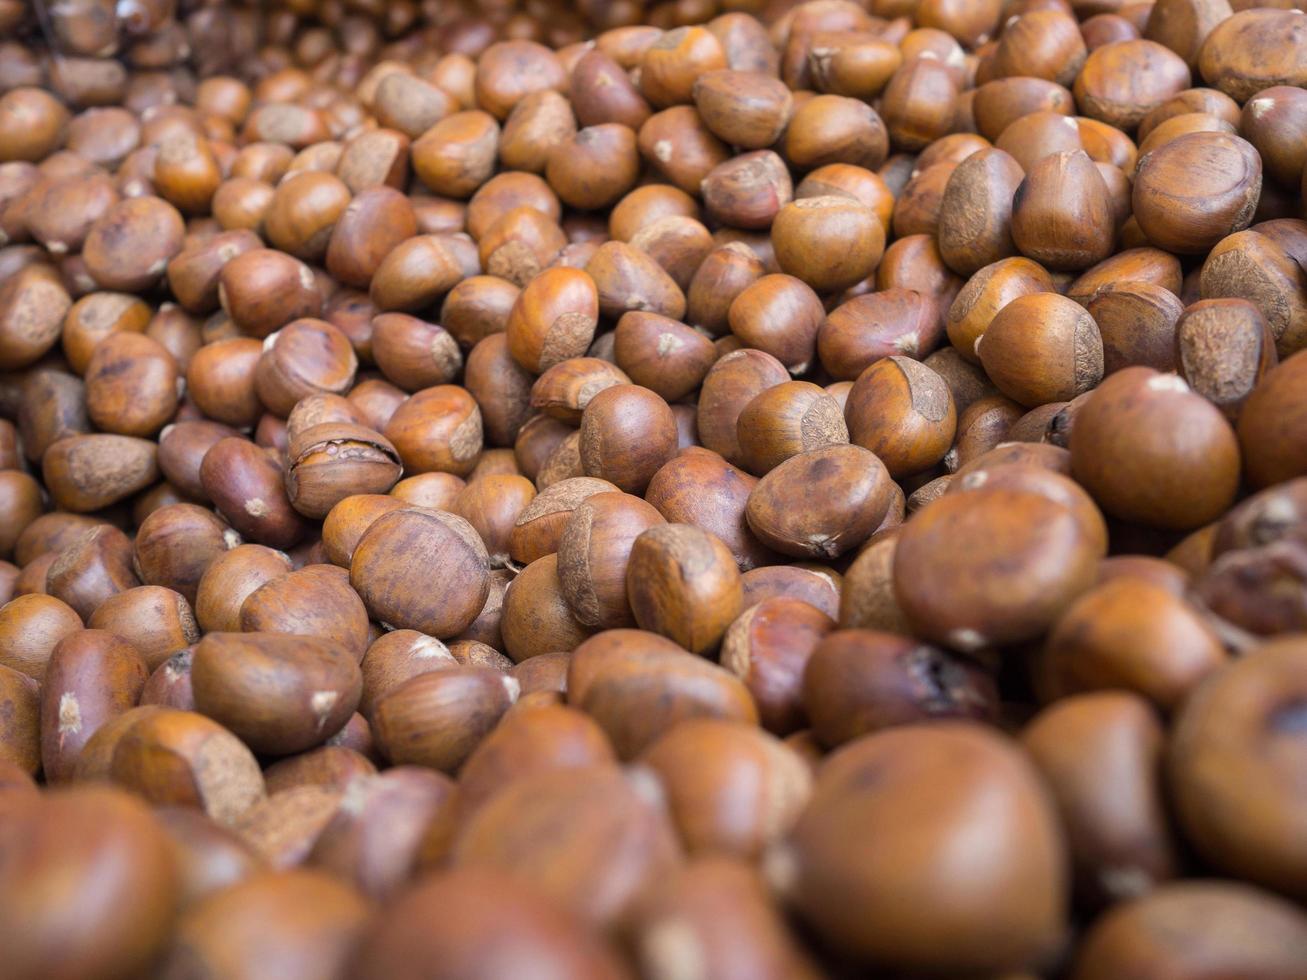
[285,422,402,520]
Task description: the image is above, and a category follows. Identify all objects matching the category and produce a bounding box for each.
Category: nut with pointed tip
[45,524,138,621]
[200,437,308,550]
[727,274,824,376]
[820,288,944,382]
[134,503,235,606]
[645,448,778,572]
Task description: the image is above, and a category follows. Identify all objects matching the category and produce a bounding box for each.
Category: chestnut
[160,869,369,980]
[1038,578,1225,710]
[506,266,599,374]
[1175,297,1277,421]
[352,867,626,977]
[1169,639,1307,900]
[43,434,159,513]
[626,522,743,654]
[308,767,456,900]
[936,147,1025,276]
[108,707,265,825]
[240,564,370,662]
[1086,281,1184,376]
[82,195,185,292]
[693,69,792,149]
[200,437,307,549]
[350,508,490,639]
[1069,367,1240,529]
[1132,132,1261,254]
[735,381,848,476]
[192,632,360,756]
[372,665,518,772]
[254,318,358,418]
[1197,8,1307,103]
[383,385,483,477]
[775,723,1067,972]
[844,356,957,479]
[801,629,998,748]
[40,629,148,783]
[557,490,665,630]
[976,292,1104,407]
[501,553,593,663]
[285,422,402,520]
[1070,881,1307,979]
[0,786,180,980]
[579,384,678,494]
[746,445,893,559]
[894,484,1102,652]
[216,247,319,335]
[635,718,810,858]
[1237,349,1307,488]
[1010,150,1115,272]
[771,196,884,294]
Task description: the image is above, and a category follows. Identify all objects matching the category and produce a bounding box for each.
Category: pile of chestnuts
[2,0,1307,975]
